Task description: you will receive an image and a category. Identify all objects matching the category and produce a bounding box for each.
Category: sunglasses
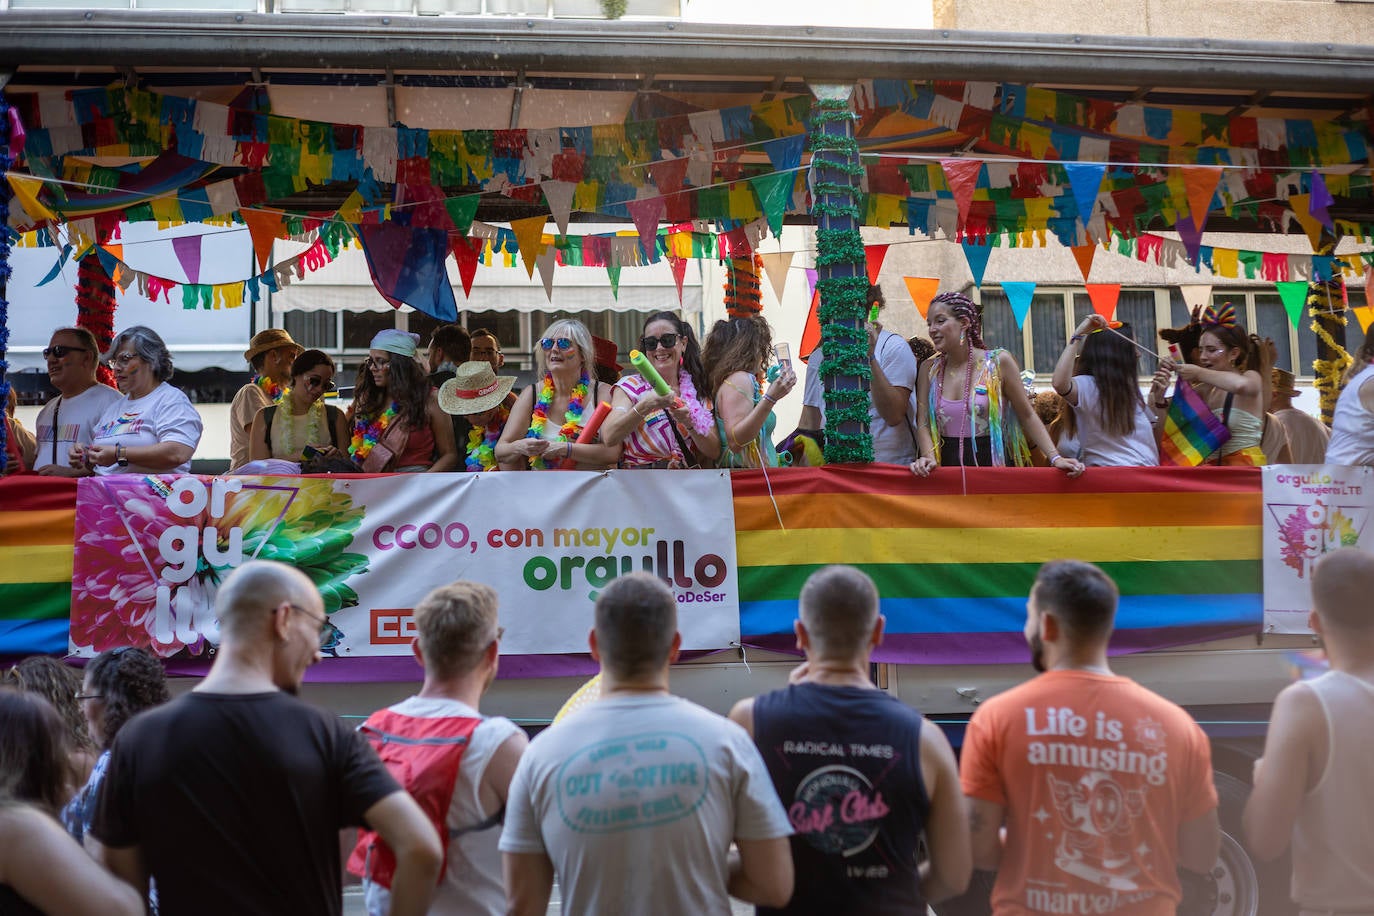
[539,337,574,352]
[303,374,336,391]
[640,333,680,351]
[107,353,141,368]
[364,357,391,370]
[43,345,91,359]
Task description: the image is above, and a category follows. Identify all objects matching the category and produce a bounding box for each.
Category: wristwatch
[116,444,129,468]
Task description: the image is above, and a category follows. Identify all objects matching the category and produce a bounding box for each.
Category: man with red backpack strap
[349,581,528,916]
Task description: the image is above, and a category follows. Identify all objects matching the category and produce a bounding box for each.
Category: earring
[959,331,966,344]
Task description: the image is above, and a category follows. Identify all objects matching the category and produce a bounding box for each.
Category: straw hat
[1272,367,1298,397]
[243,328,300,363]
[438,361,517,416]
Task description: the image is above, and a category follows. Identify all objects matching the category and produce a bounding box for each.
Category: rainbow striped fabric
[0,478,76,656]
[1160,378,1231,467]
[732,465,1262,664]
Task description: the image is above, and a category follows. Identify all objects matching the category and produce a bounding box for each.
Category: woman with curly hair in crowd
[0,690,143,916]
[911,292,1084,477]
[62,647,169,846]
[601,311,721,468]
[1150,302,1270,465]
[701,314,796,468]
[1,657,97,799]
[1051,314,1159,466]
[348,330,458,473]
[1326,323,1374,466]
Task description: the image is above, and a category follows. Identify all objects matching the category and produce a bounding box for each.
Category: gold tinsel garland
[1308,281,1351,425]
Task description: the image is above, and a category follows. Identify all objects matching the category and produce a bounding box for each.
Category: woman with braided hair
[1150,302,1270,466]
[910,292,1084,477]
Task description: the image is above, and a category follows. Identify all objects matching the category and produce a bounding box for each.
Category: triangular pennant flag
[961,241,993,288]
[749,171,794,237]
[443,195,480,236]
[864,244,890,284]
[358,222,458,321]
[1309,173,1335,231]
[762,134,805,175]
[37,244,73,286]
[626,196,665,259]
[799,267,821,361]
[1181,166,1222,232]
[1286,194,1326,252]
[541,181,576,237]
[940,158,982,229]
[6,174,57,222]
[1003,281,1036,329]
[535,245,557,302]
[903,277,940,319]
[172,234,203,285]
[1178,284,1212,314]
[449,235,481,298]
[1276,281,1309,329]
[607,263,622,300]
[509,215,547,279]
[1070,244,1096,282]
[1064,162,1106,226]
[758,251,793,304]
[669,255,687,305]
[1352,305,1374,334]
[1084,283,1121,321]
[1175,214,1205,266]
[241,208,284,273]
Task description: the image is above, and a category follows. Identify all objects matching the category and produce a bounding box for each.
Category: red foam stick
[561,400,613,469]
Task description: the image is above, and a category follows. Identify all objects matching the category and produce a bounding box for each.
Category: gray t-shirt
[803,330,919,464]
[499,693,791,916]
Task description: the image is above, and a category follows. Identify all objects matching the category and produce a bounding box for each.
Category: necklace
[527,370,589,469]
[465,408,508,471]
[253,374,286,404]
[275,391,327,460]
[349,401,399,463]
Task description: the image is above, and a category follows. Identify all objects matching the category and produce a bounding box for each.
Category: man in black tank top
[729,566,972,914]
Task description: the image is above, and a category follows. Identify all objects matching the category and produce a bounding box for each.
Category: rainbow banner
[0,477,77,656]
[1159,378,1231,467]
[732,465,1262,664]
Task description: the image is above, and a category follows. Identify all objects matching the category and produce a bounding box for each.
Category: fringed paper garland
[75,251,118,387]
[724,254,764,318]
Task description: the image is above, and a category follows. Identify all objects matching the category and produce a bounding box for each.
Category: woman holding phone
[601,312,720,468]
[245,350,349,466]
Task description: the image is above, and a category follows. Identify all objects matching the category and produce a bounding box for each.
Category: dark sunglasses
[539,337,574,351]
[303,374,336,391]
[43,345,91,359]
[640,333,680,351]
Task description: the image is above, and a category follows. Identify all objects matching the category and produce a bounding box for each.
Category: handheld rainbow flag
[1159,378,1231,466]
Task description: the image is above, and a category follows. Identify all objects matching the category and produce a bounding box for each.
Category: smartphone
[774,343,792,374]
[301,444,324,460]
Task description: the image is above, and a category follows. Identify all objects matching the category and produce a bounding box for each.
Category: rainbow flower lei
[676,369,714,436]
[527,370,588,469]
[349,401,399,463]
[253,374,286,404]
[465,408,508,472]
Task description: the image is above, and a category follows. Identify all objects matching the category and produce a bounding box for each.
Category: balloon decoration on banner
[1276,281,1310,329]
[1003,281,1037,329]
[961,241,993,289]
[904,277,941,319]
[1085,284,1121,322]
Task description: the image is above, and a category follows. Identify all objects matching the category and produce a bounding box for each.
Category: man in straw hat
[438,361,517,472]
[1271,367,1329,464]
[229,329,302,469]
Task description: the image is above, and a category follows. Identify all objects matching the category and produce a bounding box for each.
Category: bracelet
[1069,334,1085,344]
[761,393,777,404]
[565,441,573,459]
[1047,453,1062,465]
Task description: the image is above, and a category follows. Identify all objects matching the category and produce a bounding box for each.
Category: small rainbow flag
[0,477,77,656]
[1160,378,1231,467]
[732,465,1261,664]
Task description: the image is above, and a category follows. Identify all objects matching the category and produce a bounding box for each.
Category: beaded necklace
[348,401,399,463]
[527,370,589,469]
[253,374,286,404]
[275,390,327,460]
[465,407,508,472]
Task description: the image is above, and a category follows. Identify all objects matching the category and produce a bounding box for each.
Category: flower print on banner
[71,475,369,658]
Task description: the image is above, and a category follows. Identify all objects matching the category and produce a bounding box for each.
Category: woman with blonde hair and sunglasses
[245,349,349,466]
[496,318,622,470]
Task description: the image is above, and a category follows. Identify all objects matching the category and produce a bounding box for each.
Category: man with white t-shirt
[800,285,919,464]
[32,327,123,475]
[349,581,527,916]
[500,573,794,916]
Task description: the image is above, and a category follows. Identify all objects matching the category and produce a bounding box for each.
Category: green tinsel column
[809,88,872,463]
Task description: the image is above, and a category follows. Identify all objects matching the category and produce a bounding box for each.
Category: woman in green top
[702,315,795,468]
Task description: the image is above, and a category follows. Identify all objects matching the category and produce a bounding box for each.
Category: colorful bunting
[940,158,981,230]
[1084,283,1121,321]
[171,234,203,285]
[758,251,793,304]
[1181,166,1221,232]
[1003,281,1037,328]
[1276,281,1310,329]
[1065,162,1106,225]
[961,241,993,288]
[509,215,547,279]
[358,222,457,322]
[1309,172,1335,231]
[1070,244,1096,282]
[903,277,940,319]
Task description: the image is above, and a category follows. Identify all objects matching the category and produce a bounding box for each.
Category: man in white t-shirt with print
[500,572,794,916]
[352,581,527,916]
[32,327,123,475]
[801,284,919,464]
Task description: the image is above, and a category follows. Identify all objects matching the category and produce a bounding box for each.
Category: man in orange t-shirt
[960,560,1220,916]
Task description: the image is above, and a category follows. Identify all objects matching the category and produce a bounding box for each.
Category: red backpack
[347,708,482,889]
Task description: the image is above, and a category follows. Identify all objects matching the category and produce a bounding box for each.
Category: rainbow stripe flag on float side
[731,465,1262,664]
[0,481,76,656]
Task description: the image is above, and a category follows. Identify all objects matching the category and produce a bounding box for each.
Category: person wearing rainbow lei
[228,328,301,470]
[600,311,721,469]
[438,361,518,472]
[495,319,622,471]
[347,329,459,474]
